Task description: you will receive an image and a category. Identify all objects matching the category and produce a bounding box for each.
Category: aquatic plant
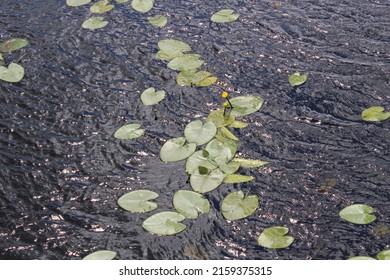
[361,106,390,122]
[339,204,376,225]
[211,9,240,23]
[288,72,308,87]
[0,38,28,83]
[257,226,295,249]
[348,249,390,260]
[82,250,117,260]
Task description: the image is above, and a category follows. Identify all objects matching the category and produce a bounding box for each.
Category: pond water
[0,0,389,260]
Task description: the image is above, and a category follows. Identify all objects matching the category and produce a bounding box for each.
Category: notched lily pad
[82,250,117,260]
[167,54,204,71]
[148,15,168,27]
[82,17,109,30]
[229,95,264,117]
[190,168,224,193]
[142,211,186,235]
[339,204,376,225]
[114,123,144,140]
[211,9,239,23]
[185,151,217,175]
[0,38,29,53]
[157,39,191,60]
[160,137,196,162]
[361,106,390,122]
[173,190,210,219]
[288,72,307,87]
[131,0,154,13]
[257,226,294,249]
[184,120,217,146]
[221,190,258,221]
[176,70,217,87]
[140,87,165,105]
[0,63,24,83]
[90,0,114,14]
[117,190,159,213]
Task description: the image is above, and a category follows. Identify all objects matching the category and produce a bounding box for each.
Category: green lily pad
[0,63,24,83]
[0,54,3,66]
[207,109,235,128]
[176,70,217,86]
[190,168,224,193]
[257,226,295,249]
[223,174,254,184]
[148,15,168,27]
[214,158,240,174]
[220,126,239,141]
[361,106,390,122]
[157,39,191,60]
[228,120,248,128]
[82,250,117,260]
[117,190,158,213]
[142,211,186,235]
[195,76,218,86]
[173,190,210,219]
[0,38,29,53]
[211,9,239,23]
[184,120,217,146]
[288,72,307,87]
[140,87,165,105]
[229,95,264,117]
[339,204,376,225]
[114,123,144,140]
[160,137,196,162]
[205,138,237,163]
[167,54,204,71]
[185,151,217,175]
[231,158,269,168]
[116,0,129,3]
[221,191,258,221]
[90,0,114,13]
[67,0,91,7]
[82,17,109,30]
[347,256,376,260]
[131,0,154,13]
[377,249,390,260]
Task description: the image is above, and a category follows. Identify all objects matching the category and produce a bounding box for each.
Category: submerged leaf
[229,95,264,117]
[0,63,24,83]
[131,0,154,13]
[148,14,168,27]
[0,38,29,53]
[221,191,258,220]
[167,54,204,71]
[257,226,294,249]
[211,9,239,23]
[223,174,254,183]
[140,87,165,105]
[82,250,117,260]
[82,17,109,30]
[361,106,390,122]
[114,123,144,140]
[184,120,216,146]
[190,168,224,193]
[67,0,91,7]
[173,190,210,219]
[117,190,159,213]
[90,0,114,14]
[339,204,376,225]
[288,72,307,86]
[160,137,196,162]
[142,211,186,235]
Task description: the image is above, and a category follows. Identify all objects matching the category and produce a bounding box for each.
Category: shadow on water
[0,0,389,259]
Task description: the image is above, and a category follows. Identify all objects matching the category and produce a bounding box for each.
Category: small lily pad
[90,0,114,14]
[377,249,390,260]
[82,17,109,30]
[257,226,294,249]
[117,190,159,213]
[142,211,186,235]
[0,38,29,53]
[140,87,165,105]
[223,174,254,184]
[347,256,376,260]
[0,63,24,83]
[190,168,224,193]
[184,120,217,146]
[114,123,144,140]
[67,0,91,7]
[173,190,210,219]
[361,106,390,122]
[339,204,376,225]
[160,137,196,162]
[221,191,258,221]
[131,0,154,13]
[231,158,269,168]
[207,109,235,128]
[148,15,168,27]
[229,95,264,117]
[157,39,191,60]
[167,54,204,71]
[185,151,217,175]
[288,72,307,87]
[211,9,239,23]
[82,250,117,260]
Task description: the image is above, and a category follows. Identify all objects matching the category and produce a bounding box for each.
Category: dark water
[0,0,389,260]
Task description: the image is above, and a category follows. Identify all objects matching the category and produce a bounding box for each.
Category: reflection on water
[0,0,389,259]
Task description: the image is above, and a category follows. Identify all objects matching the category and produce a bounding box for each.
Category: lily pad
[214,158,240,174]
[184,120,217,146]
[221,191,258,221]
[142,211,186,235]
[0,63,24,83]
[67,0,91,7]
[347,256,376,260]
[220,126,238,141]
[117,190,158,213]
[223,174,254,184]
[90,0,114,13]
[211,9,239,23]
[205,138,237,163]
[185,151,217,175]
[231,158,269,168]
[82,17,109,30]
[339,204,376,225]
[228,120,248,128]
[361,106,390,122]
[173,190,210,219]
[82,250,117,260]
[377,249,390,260]
[257,226,294,249]
[116,0,129,3]
[157,39,191,60]
[190,168,224,193]
[167,54,204,71]
[148,15,168,27]
[288,72,307,86]
[140,87,165,105]
[0,38,29,53]
[114,123,144,140]
[207,109,235,128]
[131,0,154,13]
[160,137,196,162]
[229,95,264,117]
[176,70,217,86]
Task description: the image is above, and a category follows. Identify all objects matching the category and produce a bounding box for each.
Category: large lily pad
[157,39,191,60]
[114,123,144,140]
[173,190,210,219]
[339,204,376,225]
[361,106,390,122]
[167,54,204,71]
[148,15,168,27]
[82,17,109,30]
[190,168,224,193]
[140,87,165,105]
[221,191,258,220]
[90,0,114,13]
[131,0,154,13]
[160,137,196,162]
[229,95,264,117]
[288,72,307,86]
[82,250,117,260]
[211,9,239,23]
[223,174,254,184]
[0,63,24,83]
[117,190,158,213]
[207,109,235,128]
[184,120,216,146]
[257,226,294,249]
[142,211,186,235]
[67,0,91,7]
[185,151,217,175]
[0,38,29,53]
[377,249,390,260]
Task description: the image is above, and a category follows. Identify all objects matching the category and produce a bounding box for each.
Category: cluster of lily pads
[0,38,28,83]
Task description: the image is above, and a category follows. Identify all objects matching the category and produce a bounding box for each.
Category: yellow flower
[221,91,229,99]
[222,101,229,108]
[274,2,281,8]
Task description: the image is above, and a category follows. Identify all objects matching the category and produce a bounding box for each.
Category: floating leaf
[148,14,168,27]
[82,250,117,260]
[176,70,217,86]
[220,126,238,141]
[167,54,204,71]
[0,38,28,53]
[114,123,144,140]
[190,168,224,193]
[221,191,258,221]
[339,204,376,225]
[377,249,390,260]
[90,0,114,14]
[211,9,239,23]
[140,87,165,105]
[173,190,210,219]
[231,158,269,168]
[131,0,154,13]
[142,211,186,235]
[223,174,254,183]
[160,137,196,162]
[361,106,390,122]
[205,138,237,163]
[117,190,158,213]
[207,109,235,128]
[116,0,129,3]
[82,17,109,30]
[257,226,294,249]
[214,158,240,174]
[288,72,307,86]
[229,95,264,117]
[0,63,24,83]
[184,120,216,146]
[195,76,217,86]
[347,256,376,260]
[0,54,3,66]
[67,0,91,7]
[229,120,248,128]
[157,39,191,60]
[185,151,217,175]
